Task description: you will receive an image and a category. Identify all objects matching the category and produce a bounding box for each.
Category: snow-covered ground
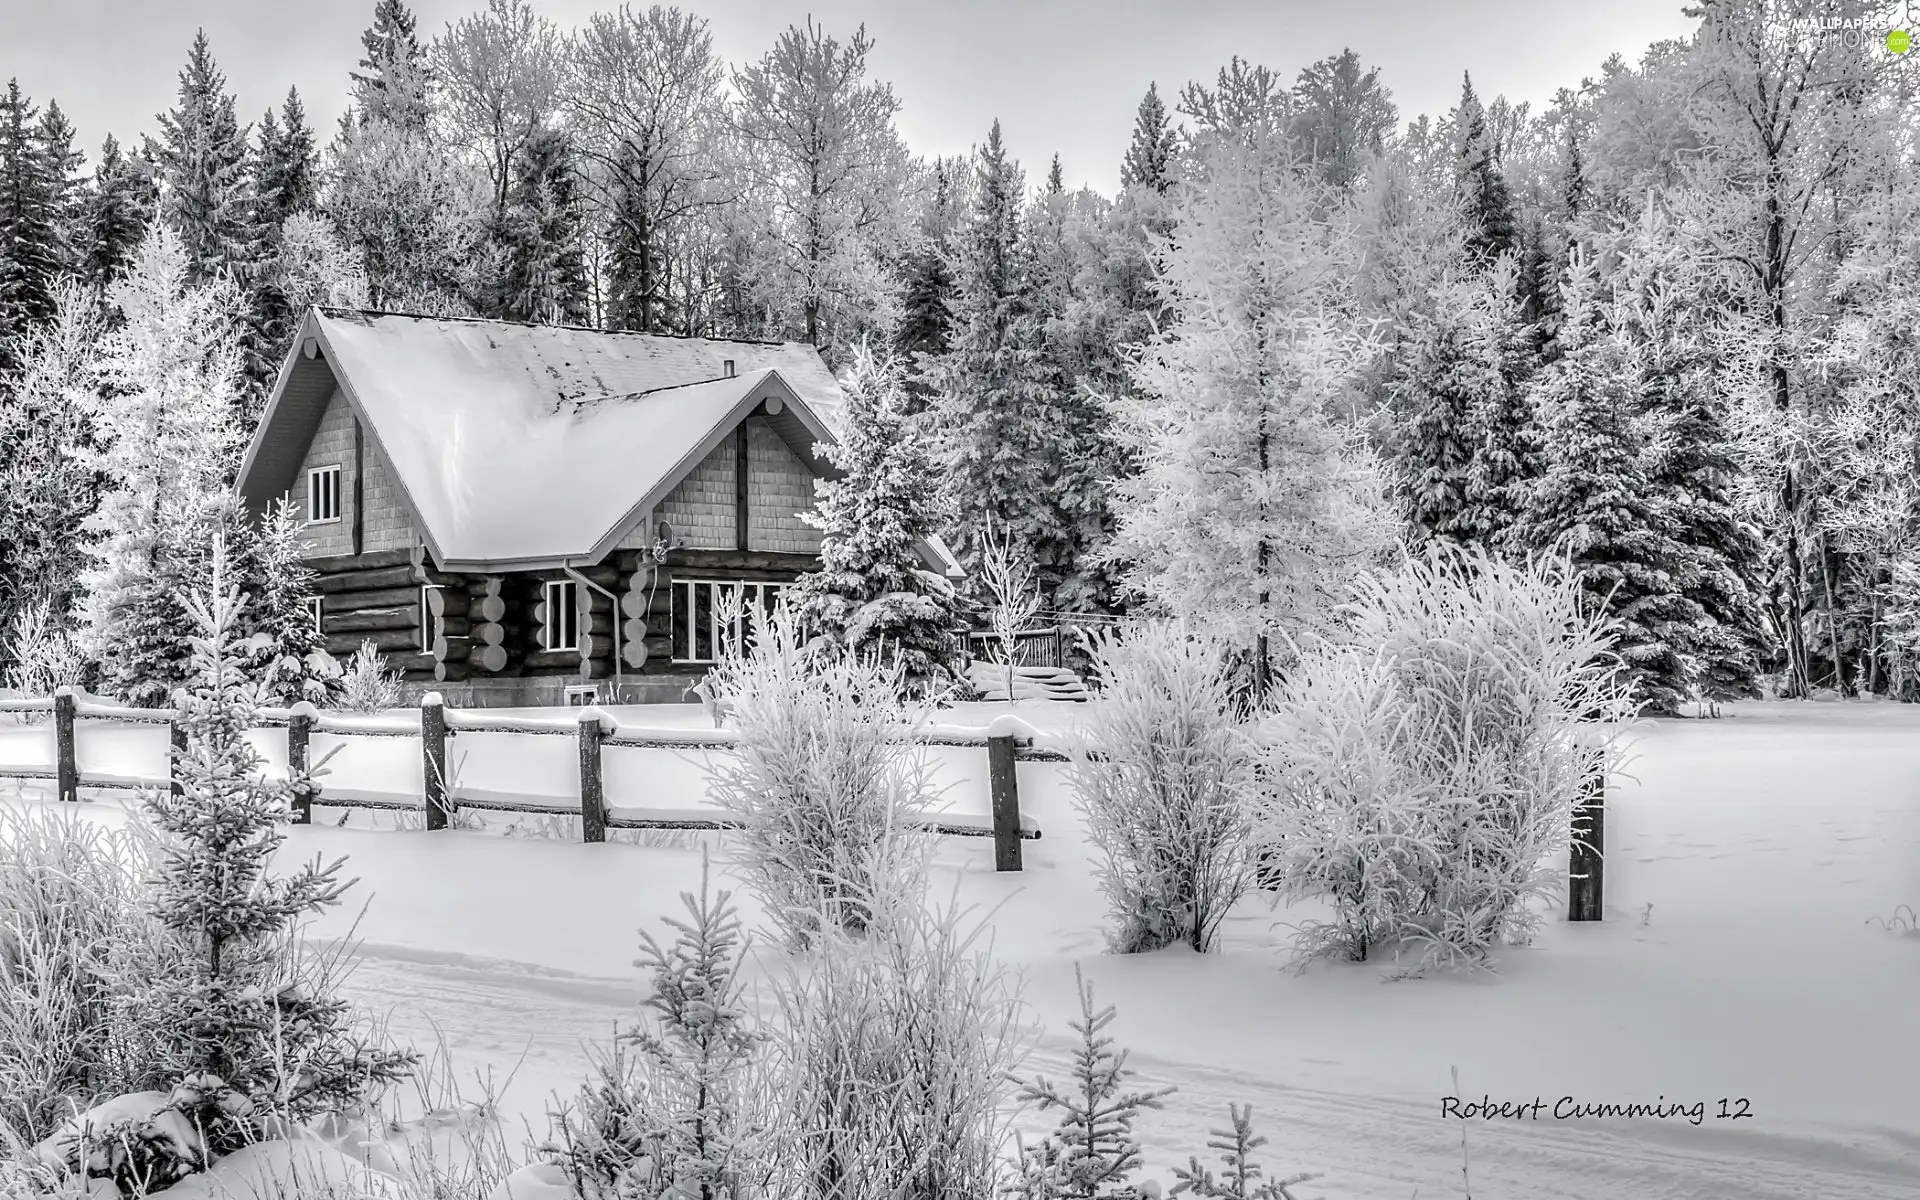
[4,700,1918,1198]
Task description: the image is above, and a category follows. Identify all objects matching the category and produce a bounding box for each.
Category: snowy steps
[966,661,1090,703]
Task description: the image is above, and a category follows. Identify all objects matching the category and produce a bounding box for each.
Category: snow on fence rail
[0,688,1058,872]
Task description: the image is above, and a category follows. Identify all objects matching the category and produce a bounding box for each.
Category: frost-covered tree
[1007,965,1174,1200]
[567,4,730,334]
[149,32,256,289]
[0,280,103,639]
[894,155,967,377]
[326,117,487,313]
[253,89,319,230]
[350,0,432,134]
[1453,73,1519,270]
[734,18,912,358]
[1387,272,1497,545]
[36,100,86,277]
[124,544,409,1149]
[432,0,567,215]
[1119,82,1177,193]
[487,126,590,324]
[791,344,966,692]
[238,497,338,704]
[1289,49,1397,192]
[74,227,246,705]
[1104,111,1390,694]
[1513,248,1701,713]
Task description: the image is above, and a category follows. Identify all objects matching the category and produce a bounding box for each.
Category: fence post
[1568,748,1605,921]
[421,692,450,831]
[985,716,1025,872]
[169,717,187,797]
[287,702,317,825]
[53,687,77,804]
[578,707,609,844]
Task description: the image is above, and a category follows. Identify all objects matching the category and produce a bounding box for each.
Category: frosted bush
[1066,622,1257,953]
[703,601,940,950]
[767,878,1026,1200]
[334,639,404,714]
[3,599,87,718]
[1253,544,1637,970]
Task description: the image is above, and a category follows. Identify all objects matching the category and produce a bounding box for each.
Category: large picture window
[541,580,579,653]
[673,579,788,664]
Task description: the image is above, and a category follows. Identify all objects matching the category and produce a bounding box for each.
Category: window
[541,579,579,653]
[307,465,342,524]
[564,685,599,707]
[673,579,787,664]
[307,596,324,634]
[420,585,441,650]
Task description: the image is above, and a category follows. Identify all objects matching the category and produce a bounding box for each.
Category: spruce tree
[1514,250,1701,714]
[36,100,86,277]
[894,156,966,382]
[238,497,339,704]
[351,0,432,133]
[488,126,591,325]
[1388,273,1496,546]
[0,79,59,363]
[791,344,967,693]
[1119,82,1177,193]
[132,543,409,1147]
[254,88,319,228]
[83,135,157,297]
[1464,256,1543,550]
[923,120,1074,586]
[1453,74,1518,270]
[150,32,256,289]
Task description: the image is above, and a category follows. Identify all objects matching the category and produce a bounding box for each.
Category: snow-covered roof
[238,309,963,576]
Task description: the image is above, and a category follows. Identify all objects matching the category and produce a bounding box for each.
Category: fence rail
[0,688,1058,872]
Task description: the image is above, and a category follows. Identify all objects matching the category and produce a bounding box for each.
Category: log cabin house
[236,308,963,707]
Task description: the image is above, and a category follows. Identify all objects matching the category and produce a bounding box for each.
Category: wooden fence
[0,688,1060,873]
[965,627,1074,670]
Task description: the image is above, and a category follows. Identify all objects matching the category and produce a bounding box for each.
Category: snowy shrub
[1066,622,1257,954]
[703,601,940,950]
[546,863,775,1199]
[1252,544,1637,970]
[92,546,412,1168]
[977,516,1043,705]
[0,806,172,1146]
[2,599,87,716]
[335,639,405,714]
[767,880,1026,1200]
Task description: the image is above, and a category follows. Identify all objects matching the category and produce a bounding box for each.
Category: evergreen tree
[238,497,339,704]
[488,126,591,324]
[130,544,409,1146]
[894,156,966,379]
[1388,273,1497,545]
[326,116,487,314]
[150,32,256,288]
[1007,966,1175,1200]
[0,79,59,364]
[350,0,432,133]
[83,135,157,297]
[254,88,319,228]
[36,99,86,276]
[1464,257,1543,550]
[923,120,1075,585]
[1289,49,1397,192]
[1453,74,1518,270]
[791,344,967,693]
[74,226,245,706]
[1119,83,1177,193]
[1514,249,1701,714]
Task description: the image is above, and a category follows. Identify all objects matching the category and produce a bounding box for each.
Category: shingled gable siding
[656,435,738,550]
[746,420,824,555]
[293,387,417,558]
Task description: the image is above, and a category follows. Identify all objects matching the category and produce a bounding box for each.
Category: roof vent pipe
[722,359,735,378]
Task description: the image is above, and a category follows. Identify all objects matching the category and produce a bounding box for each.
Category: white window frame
[307,596,324,634]
[564,684,599,707]
[673,579,788,665]
[541,579,579,654]
[306,464,342,525]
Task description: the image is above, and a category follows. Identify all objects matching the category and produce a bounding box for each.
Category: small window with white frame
[420,584,440,650]
[307,464,342,524]
[564,684,599,707]
[673,579,787,664]
[307,596,324,634]
[541,579,579,653]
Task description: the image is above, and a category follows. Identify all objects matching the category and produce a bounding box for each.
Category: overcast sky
[0,0,1699,196]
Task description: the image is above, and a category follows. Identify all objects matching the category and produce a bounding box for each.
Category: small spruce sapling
[1008,965,1175,1199]
[334,638,405,713]
[1169,1105,1317,1200]
[130,541,411,1154]
[551,860,771,1199]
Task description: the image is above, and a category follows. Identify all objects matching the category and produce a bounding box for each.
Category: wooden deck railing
[0,688,1066,872]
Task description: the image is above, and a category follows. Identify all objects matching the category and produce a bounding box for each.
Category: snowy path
[336,937,1920,1200]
